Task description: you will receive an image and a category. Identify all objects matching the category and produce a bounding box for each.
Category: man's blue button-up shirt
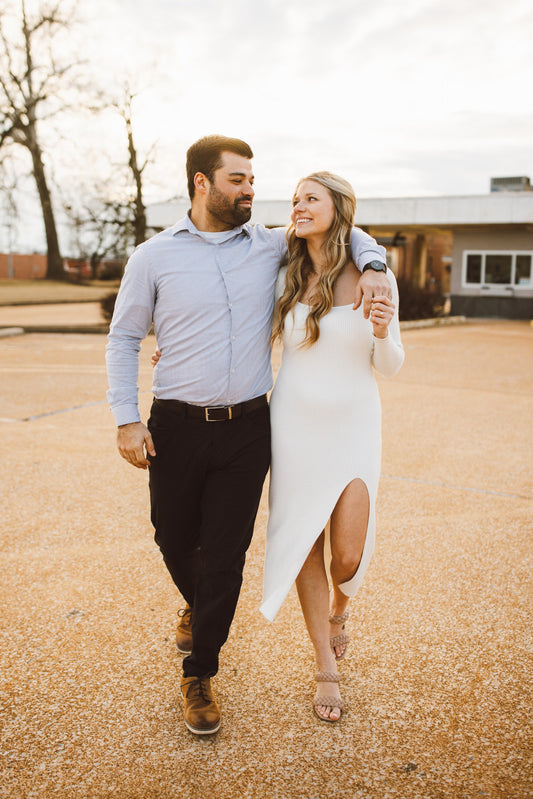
[105,214,386,426]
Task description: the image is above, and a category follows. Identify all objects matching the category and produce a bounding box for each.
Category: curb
[400,315,466,330]
[0,327,25,338]
[0,298,109,307]
[0,324,110,335]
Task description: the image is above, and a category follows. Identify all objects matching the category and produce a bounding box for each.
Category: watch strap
[362,260,387,273]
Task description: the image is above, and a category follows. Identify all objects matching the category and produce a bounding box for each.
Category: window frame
[462,250,533,289]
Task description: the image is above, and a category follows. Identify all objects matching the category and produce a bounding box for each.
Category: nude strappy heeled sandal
[329,609,350,660]
[313,671,344,722]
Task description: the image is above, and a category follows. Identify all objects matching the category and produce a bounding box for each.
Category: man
[106,135,390,735]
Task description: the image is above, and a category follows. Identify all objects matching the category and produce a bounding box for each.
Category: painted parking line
[382,473,531,501]
[0,390,152,423]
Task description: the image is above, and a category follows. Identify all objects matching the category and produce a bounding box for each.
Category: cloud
[6,0,533,253]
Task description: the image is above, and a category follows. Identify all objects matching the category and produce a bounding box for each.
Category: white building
[147,183,533,320]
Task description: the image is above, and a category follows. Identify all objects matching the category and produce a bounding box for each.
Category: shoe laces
[187,678,210,702]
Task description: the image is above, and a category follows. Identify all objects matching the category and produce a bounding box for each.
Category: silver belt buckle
[205,405,233,421]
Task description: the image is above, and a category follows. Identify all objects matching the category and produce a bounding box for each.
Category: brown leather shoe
[176,605,193,654]
[180,676,221,735]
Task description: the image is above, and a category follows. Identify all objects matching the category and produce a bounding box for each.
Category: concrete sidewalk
[0,302,108,334]
[0,322,532,799]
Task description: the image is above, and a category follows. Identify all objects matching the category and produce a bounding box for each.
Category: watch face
[365,260,386,272]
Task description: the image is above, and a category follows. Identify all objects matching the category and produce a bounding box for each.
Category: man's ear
[194,172,209,195]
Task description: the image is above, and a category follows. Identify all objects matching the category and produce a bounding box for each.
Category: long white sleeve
[371,271,404,378]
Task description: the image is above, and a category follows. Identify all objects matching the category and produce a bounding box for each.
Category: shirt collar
[171,213,252,240]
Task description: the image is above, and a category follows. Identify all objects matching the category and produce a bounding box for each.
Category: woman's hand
[370,296,395,338]
[151,348,162,367]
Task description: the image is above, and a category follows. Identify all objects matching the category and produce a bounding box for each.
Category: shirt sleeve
[350,227,387,271]
[371,271,405,378]
[275,266,288,300]
[264,225,385,274]
[105,245,156,426]
[262,225,289,265]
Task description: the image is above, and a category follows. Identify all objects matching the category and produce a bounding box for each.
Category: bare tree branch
[112,84,157,247]
[0,0,80,277]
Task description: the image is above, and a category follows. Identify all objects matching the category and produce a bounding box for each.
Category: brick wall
[0,253,47,279]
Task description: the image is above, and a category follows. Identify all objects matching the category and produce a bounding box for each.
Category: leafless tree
[0,0,77,278]
[63,84,156,264]
[0,154,19,260]
[117,86,156,247]
[64,193,133,279]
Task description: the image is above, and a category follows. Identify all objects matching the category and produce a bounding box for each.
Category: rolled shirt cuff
[111,404,142,427]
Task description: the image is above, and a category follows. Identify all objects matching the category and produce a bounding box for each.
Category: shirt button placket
[218,248,236,396]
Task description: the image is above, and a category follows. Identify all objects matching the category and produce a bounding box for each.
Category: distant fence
[0,253,47,279]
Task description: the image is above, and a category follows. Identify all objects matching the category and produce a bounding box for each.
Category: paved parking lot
[0,321,532,798]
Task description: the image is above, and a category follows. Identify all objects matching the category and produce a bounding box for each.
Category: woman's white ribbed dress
[261,269,404,622]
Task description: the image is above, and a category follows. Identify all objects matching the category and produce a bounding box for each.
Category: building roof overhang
[147,193,533,233]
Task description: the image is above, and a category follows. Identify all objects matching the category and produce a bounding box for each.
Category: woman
[261,172,404,722]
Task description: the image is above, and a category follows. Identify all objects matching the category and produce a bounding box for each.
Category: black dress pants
[147,398,271,678]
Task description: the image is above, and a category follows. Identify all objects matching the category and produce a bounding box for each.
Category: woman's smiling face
[291,179,335,242]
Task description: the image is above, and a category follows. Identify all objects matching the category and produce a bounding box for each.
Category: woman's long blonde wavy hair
[271,171,357,349]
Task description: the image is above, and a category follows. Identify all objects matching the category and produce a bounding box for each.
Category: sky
[2,0,533,251]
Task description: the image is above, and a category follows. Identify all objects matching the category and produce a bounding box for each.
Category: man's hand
[117,422,156,469]
[353,268,392,319]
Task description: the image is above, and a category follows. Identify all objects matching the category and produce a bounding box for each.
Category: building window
[466,254,482,283]
[463,251,532,288]
[485,254,512,284]
[516,255,532,285]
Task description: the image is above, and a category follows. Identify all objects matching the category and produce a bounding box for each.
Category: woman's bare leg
[329,478,369,658]
[296,532,342,721]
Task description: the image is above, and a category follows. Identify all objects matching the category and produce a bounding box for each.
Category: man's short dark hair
[186,135,254,200]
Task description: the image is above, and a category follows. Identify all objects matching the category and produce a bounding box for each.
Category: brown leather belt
[154,394,268,422]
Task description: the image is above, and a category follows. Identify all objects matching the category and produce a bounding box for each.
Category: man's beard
[206,185,252,227]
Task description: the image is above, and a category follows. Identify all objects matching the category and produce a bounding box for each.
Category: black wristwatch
[362,260,387,273]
